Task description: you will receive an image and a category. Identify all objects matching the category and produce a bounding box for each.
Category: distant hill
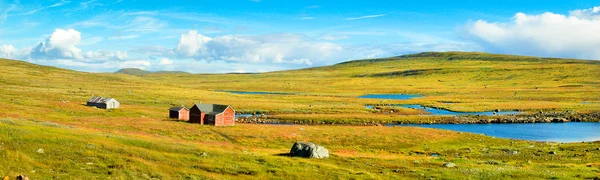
[115,68,189,76]
[336,51,600,66]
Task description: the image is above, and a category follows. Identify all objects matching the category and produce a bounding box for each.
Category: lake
[237,114,268,117]
[398,104,520,116]
[365,104,520,116]
[360,94,519,116]
[390,122,600,143]
[359,94,422,100]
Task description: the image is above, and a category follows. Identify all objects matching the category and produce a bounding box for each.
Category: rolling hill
[1,52,599,179]
[115,68,189,76]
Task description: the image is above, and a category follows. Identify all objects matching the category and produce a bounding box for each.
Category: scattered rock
[442,162,456,168]
[200,152,207,157]
[552,118,569,123]
[16,175,28,180]
[549,151,557,155]
[36,149,44,154]
[289,142,329,158]
[596,148,600,151]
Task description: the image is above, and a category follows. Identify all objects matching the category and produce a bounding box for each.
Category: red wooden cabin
[189,104,235,126]
[169,106,189,120]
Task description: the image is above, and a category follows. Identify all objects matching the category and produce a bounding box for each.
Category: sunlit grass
[1,52,599,178]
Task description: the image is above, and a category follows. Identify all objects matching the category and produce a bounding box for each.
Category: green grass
[1,51,599,179]
[1,118,599,179]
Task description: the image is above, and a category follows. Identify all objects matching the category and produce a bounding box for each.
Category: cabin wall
[109,100,120,109]
[204,115,215,125]
[169,110,179,119]
[86,102,106,109]
[179,109,189,120]
[222,107,235,126]
[189,108,203,124]
[215,114,223,126]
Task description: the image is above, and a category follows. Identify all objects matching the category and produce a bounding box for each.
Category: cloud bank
[0,28,126,63]
[172,30,470,68]
[465,6,600,59]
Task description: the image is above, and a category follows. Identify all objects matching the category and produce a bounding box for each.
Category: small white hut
[86,96,120,109]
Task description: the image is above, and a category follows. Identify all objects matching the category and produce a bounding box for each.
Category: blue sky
[1,0,600,73]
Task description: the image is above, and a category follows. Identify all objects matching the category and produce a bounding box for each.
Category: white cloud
[120,60,151,68]
[175,32,342,66]
[78,0,102,10]
[159,58,173,65]
[0,44,17,58]
[108,35,139,40]
[346,14,387,21]
[26,28,128,63]
[176,30,212,57]
[83,50,127,61]
[299,16,314,20]
[30,28,84,60]
[570,6,600,19]
[23,0,70,15]
[319,34,350,41]
[170,30,473,68]
[124,16,167,33]
[233,68,246,73]
[465,6,600,59]
[1,3,17,24]
[123,11,158,16]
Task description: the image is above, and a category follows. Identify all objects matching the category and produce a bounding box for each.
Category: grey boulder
[442,162,456,168]
[290,142,329,158]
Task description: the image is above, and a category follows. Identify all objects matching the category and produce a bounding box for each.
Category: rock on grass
[442,162,456,168]
[290,142,329,158]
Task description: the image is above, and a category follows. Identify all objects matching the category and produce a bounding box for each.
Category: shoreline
[236,111,600,126]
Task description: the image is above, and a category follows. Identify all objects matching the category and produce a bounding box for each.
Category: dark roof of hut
[169,106,188,111]
[87,96,116,104]
[192,104,231,114]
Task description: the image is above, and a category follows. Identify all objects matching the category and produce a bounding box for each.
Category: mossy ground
[0,52,599,179]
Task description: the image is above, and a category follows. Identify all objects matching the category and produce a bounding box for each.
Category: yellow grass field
[1,52,599,179]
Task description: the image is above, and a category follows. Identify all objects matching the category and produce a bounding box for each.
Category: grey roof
[192,104,231,114]
[87,96,116,104]
[169,106,188,111]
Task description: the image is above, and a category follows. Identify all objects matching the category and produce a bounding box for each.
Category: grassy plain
[0,52,599,179]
